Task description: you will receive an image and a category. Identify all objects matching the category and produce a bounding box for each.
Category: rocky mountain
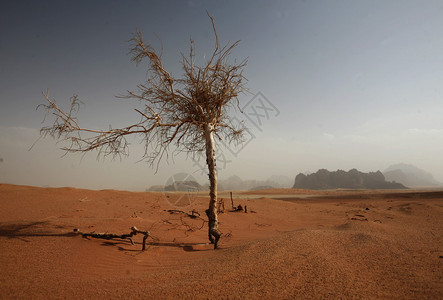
[293,168,407,190]
[208,175,292,191]
[146,185,165,192]
[164,180,202,192]
[383,163,442,187]
[148,174,292,192]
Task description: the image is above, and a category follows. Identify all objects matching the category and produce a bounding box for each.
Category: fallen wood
[230,191,234,209]
[167,209,201,219]
[165,209,207,231]
[73,226,151,251]
[229,192,248,213]
[229,204,244,212]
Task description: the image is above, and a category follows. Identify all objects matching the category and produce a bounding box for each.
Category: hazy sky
[1,0,443,190]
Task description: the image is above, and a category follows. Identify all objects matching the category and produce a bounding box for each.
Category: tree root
[73,226,151,251]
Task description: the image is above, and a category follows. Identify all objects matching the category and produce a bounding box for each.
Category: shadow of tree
[0,221,213,251]
[98,240,212,252]
[0,221,76,242]
[148,241,210,251]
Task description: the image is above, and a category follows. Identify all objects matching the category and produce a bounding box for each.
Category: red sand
[0,184,442,299]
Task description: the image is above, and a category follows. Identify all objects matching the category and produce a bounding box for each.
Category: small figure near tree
[36,14,248,249]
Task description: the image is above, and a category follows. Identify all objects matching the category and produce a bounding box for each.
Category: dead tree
[36,14,248,249]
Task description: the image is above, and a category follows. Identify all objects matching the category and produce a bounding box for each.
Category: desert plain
[0,184,442,299]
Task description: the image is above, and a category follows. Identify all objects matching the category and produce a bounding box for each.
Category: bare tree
[36,14,248,249]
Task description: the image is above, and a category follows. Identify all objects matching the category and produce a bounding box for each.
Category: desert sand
[0,184,442,299]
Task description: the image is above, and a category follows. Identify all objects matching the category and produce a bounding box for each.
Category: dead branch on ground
[230,192,235,209]
[163,209,207,234]
[73,226,151,251]
[167,209,201,219]
[228,192,250,213]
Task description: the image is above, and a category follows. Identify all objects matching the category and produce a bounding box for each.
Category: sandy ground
[0,184,442,299]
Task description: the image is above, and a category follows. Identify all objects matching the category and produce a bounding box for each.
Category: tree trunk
[204,123,221,249]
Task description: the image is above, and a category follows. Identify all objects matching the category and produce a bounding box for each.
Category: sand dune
[0,184,441,299]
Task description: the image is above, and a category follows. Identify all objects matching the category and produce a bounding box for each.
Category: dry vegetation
[1,184,442,299]
[36,14,248,249]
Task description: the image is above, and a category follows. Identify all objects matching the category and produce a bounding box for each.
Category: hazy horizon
[1,0,443,190]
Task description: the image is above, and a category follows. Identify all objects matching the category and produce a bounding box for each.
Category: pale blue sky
[1,0,442,190]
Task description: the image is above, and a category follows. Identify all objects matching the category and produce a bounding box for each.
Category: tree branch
[74,226,151,251]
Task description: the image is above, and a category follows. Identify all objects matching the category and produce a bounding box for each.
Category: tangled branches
[35,13,248,170]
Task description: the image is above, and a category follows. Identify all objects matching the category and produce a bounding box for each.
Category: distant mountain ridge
[383,163,442,187]
[215,175,292,191]
[293,169,407,190]
[164,180,202,192]
[147,175,293,192]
